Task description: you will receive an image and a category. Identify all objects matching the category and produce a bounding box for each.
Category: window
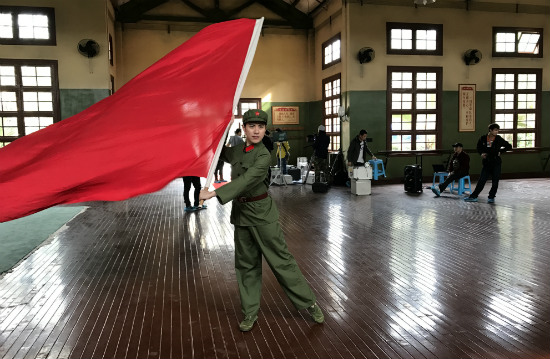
[233,98,261,119]
[387,67,442,151]
[387,23,443,55]
[322,34,341,69]
[493,27,542,57]
[322,74,341,151]
[0,59,59,147]
[492,69,541,148]
[0,6,56,45]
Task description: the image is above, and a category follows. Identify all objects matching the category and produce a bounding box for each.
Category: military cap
[452,142,463,147]
[243,109,268,124]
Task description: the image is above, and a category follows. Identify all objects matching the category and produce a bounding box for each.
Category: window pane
[0,91,17,111]
[518,73,537,90]
[416,30,437,50]
[517,113,535,129]
[391,134,413,151]
[324,82,331,98]
[516,132,535,148]
[333,79,340,95]
[415,134,436,150]
[518,32,540,54]
[392,72,413,89]
[495,113,514,129]
[0,65,15,86]
[391,29,412,50]
[495,32,515,52]
[517,93,536,109]
[495,94,514,110]
[0,116,19,136]
[0,13,13,39]
[495,74,515,90]
[416,114,437,130]
[18,14,49,40]
[391,114,412,131]
[332,39,341,61]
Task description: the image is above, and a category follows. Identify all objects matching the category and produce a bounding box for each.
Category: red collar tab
[244,144,255,153]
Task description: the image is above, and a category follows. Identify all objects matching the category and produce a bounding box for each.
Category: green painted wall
[60,89,110,120]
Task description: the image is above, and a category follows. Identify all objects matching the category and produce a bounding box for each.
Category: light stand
[270,142,286,186]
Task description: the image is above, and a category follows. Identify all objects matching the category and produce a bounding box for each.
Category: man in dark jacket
[464,123,512,203]
[312,125,331,182]
[431,142,470,197]
[346,129,376,167]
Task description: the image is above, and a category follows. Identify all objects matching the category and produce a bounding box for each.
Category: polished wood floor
[1,178,549,359]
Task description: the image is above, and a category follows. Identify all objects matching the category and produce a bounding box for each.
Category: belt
[237,192,268,203]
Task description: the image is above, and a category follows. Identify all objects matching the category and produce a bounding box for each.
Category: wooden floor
[1,178,549,359]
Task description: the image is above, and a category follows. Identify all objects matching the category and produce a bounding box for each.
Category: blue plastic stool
[368,159,386,180]
[450,175,472,195]
[432,172,447,189]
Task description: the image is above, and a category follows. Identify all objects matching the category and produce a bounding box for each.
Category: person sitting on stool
[431,142,470,197]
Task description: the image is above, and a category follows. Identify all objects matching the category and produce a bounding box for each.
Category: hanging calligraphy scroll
[458,84,476,132]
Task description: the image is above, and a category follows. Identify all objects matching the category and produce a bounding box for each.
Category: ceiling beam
[116,0,169,22]
[256,0,312,28]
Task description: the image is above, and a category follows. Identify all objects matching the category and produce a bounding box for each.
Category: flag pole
[202,18,264,196]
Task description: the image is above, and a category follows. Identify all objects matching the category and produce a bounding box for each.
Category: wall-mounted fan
[357,47,375,64]
[77,39,100,58]
[463,49,482,65]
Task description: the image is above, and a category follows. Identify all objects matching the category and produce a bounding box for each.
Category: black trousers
[182,176,201,207]
[438,172,468,192]
[470,161,502,199]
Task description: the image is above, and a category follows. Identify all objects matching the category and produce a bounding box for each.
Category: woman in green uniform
[199,109,324,332]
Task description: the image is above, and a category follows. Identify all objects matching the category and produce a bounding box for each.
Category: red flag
[0,18,263,222]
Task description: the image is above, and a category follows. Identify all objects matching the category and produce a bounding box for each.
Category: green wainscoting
[60,89,110,119]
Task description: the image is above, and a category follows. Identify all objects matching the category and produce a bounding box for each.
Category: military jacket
[215,141,279,226]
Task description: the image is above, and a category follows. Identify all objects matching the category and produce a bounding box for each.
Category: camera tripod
[302,150,339,185]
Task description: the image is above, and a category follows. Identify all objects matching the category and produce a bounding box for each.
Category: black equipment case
[404,164,422,193]
[312,182,329,193]
[288,167,301,181]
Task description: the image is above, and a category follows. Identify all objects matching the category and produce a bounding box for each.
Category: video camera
[306,134,316,143]
[272,131,288,142]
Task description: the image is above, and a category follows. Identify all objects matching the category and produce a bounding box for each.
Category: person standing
[275,128,290,174]
[199,109,324,332]
[464,123,512,203]
[347,129,376,167]
[182,176,204,212]
[431,142,470,197]
[228,128,245,147]
[312,125,330,183]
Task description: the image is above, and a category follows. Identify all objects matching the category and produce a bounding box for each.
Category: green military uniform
[215,110,316,318]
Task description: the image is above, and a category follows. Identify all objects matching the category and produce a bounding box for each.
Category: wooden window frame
[0,58,60,145]
[0,6,56,46]
[492,27,543,58]
[386,66,443,152]
[322,73,341,151]
[322,33,341,70]
[491,68,542,149]
[386,22,443,56]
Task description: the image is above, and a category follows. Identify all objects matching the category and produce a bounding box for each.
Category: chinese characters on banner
[459,84,476,132]
[272,106,299,125]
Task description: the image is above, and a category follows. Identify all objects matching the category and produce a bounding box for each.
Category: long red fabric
[0,19,258,222]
